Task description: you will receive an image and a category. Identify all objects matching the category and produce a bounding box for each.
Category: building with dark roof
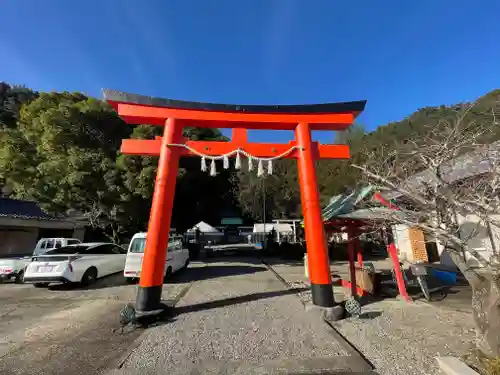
[0,198,86,257]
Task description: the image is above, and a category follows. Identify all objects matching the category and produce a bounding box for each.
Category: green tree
[117,125,234,233]
[233,159,302,220]
[0,91,132,242]
[0,87,237,241]
[334,122,366,147]
[0,82,39,190]
[0,82,39,129]
[233,124,367,220]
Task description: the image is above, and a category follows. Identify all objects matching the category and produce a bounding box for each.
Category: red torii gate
[104,90,366,314]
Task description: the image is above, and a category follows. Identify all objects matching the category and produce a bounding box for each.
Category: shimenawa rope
[167,143,301,177]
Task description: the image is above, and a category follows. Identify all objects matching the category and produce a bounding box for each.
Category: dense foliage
[1,81,499,241]
[0,83,233,241]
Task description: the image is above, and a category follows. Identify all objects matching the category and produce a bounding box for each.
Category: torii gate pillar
[295,122,333,306]
[104,89,366,314]
[136,118,183,310]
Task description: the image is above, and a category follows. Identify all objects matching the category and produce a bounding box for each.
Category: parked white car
[124,233,190,283]
[24,242,127,288]
[32,238,82,256]
[0,256,31,283]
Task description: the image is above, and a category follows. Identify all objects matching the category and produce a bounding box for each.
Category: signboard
[221,217,243,225]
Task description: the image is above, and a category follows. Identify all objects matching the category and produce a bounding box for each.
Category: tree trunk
[471,268,500,357]
[103,224,121,244]
[111,225,120,244]
[447,249,500,357]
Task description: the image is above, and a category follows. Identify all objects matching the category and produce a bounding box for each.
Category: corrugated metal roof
[322,185,374,221]
[337,207,407,221]
[0,198,57,221]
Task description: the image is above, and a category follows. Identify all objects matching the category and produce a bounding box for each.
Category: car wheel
[34,283,50,288]
[163,266,173,281]
[125,277,136,284]
[81,267,98,286]
[15,271,24,284]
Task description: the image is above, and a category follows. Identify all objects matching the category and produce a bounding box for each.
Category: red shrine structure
[104,90,366,314]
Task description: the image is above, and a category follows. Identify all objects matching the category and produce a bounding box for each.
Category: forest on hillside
[1,82,499,242]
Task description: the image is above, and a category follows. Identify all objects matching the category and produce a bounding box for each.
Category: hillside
[1,81,499,237]
[235,89,500,220]
[360,89,500,156]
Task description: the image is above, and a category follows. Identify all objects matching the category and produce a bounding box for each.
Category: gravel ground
[265,258,476,375]
[0,271,192,375]
[114,258,359,374]
[332,300,475,375]
[263,260,347,304]
[287,280,348,305]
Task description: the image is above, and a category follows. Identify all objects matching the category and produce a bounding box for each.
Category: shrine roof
[337,207,401,221]
[102,89,366,116]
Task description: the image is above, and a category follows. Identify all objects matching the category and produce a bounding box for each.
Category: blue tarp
[429,269,457,285]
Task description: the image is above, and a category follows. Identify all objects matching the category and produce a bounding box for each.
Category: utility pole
[263,177,267,251]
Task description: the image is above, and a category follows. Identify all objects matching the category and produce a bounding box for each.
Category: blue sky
[1,0,499,143]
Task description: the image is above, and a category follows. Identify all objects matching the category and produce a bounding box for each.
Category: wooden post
[347,229,357,297]
[388,243,411,302]
[355,235,363,268]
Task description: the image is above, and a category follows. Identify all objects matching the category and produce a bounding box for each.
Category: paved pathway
[105,258,373,374]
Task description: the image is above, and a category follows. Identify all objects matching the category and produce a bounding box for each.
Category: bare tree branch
[353,101,500,274]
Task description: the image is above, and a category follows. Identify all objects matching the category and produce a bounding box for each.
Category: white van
[123,233,189,283]
[33,238,81,256]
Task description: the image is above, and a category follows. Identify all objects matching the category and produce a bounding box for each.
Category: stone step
[105,355,375,375]
[436,356,479,375]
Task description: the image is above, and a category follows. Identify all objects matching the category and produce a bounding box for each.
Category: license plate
[0,268,11,274]
[37,266,54,273]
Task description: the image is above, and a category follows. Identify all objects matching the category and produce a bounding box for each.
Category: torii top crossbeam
[103,88,367,314]
[103,90,366,159]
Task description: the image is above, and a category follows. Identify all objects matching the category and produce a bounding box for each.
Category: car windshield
[129,237,182,253]
[43,245,90,255]
[129,238,146,253]
[33,247,48,256]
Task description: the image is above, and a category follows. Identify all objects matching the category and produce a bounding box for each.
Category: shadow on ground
[375,269,473,312]
[135,287,310,328]
[423,284,472,312]
[46,262,268,291]
[48,272,128,291]
[358,311,383,320]
[166,264,268,284]
[202,254,266,265]
[174,287,309,315]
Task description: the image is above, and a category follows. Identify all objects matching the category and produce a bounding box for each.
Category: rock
[305,303,345,321]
